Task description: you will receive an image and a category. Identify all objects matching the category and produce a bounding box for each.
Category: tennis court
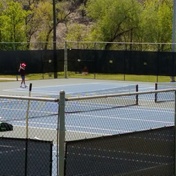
[0,79,175,176]
[0,79,174,137]
[0,80,169,134]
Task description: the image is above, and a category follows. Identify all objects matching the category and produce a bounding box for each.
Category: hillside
[55,1,91,47]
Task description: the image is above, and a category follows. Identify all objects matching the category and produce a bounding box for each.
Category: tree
[139,0,172,51]
[0,1,29,50]
[30,1,53,50]
[0,0,174,51]
[85,0,142,49]
[32,0,76,50]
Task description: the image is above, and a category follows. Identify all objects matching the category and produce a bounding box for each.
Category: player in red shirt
[18,63,27,88]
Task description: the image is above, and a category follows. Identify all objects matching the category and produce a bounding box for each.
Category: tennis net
[65,85,139,113]
[66,84,138,97]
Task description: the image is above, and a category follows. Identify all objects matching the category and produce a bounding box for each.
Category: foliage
[0,1,29,50]
[0,0,174,51]
[139,0,172,51]
[85,0,173,51]
[86,0,142,43]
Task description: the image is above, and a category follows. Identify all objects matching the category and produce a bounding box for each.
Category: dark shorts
[21,75,25,80]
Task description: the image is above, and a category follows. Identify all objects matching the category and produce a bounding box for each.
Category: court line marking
[13,124,109,135]
[68,113,173,124]
[66,125,131,133]
[12,111,173,135]
[3,82,121,90]
[65,104,174,113]
[14,124,57,130]
[3,82,138,94]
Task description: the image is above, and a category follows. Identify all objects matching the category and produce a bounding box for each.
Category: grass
[0,72,172,82]
[66,72,171,82]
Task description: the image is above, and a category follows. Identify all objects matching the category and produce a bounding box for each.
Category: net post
[58,90,65,176]
[136,84,138,105]
[154,83,157,103]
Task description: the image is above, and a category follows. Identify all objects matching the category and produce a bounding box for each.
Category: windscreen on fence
[67,49,176,76]
[0,49,176,76]
[65,126,174,176]
[0,50,64,74]
[0,137,52,176]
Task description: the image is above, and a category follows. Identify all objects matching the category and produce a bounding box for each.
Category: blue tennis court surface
[0,79,175,176]
[0,102,173,134]
[3,81,154,95]
[0,80,174,136]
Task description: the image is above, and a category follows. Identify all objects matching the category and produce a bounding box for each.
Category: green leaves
[85,0,173,50]
[0,0,174,51]
[86,0,142,48]
[139,0,172,50]
[0,1,29,49]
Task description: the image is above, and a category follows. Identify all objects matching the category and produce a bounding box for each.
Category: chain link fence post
[58,91,65,176]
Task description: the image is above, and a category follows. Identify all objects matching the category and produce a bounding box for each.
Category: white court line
[1,107,56,115]
[13,114,173,136]
[14,124,113,136]
[3,82,137,94]
[68,113,173,124]
[66,125,130,134]
[3,82,108,92]
[9,103,172,133]
[14,123,129,135]
[14,124,57,130]
[66,107,174,123]
[66,104,174,114]
[3,88,58,95]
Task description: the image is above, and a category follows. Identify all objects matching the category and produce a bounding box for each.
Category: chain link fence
[0,91,62,176]
[0,137,53,176]
[63,41,176,81]
[59,88,176,176]
[0,85,176,176]
[65,41,174,51]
